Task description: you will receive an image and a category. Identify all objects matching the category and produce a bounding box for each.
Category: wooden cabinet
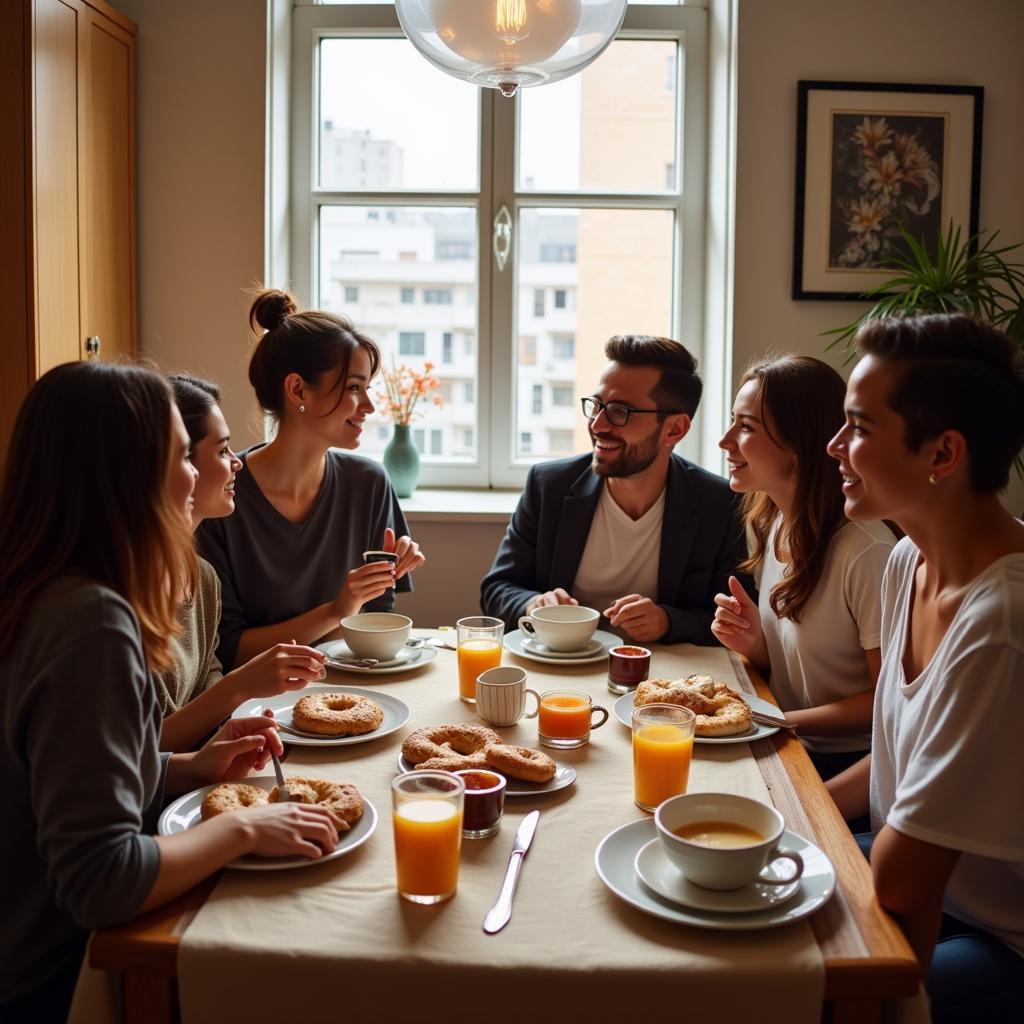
[1,0,136,462]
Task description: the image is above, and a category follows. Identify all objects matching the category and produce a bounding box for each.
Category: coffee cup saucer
[521,636,604,660]
[504,629,616,666]
[634,837,801,913]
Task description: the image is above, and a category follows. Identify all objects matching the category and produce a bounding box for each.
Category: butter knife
[483,810,539,934]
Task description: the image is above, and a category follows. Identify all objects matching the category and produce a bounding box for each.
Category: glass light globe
[395,0,628,97]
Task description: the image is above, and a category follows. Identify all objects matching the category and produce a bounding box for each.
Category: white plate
[595,818,835,930]
[317,640,438,675]
[634,838,800,913]
[233,684,411,748]
[504,628,618,666]
[521,636,605,660]
[396,753,577,797]
[612,691,781,744]
[158,777,378,871]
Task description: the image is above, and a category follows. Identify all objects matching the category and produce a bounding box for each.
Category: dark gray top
[0,578,166,1001]
[197,447,412,670]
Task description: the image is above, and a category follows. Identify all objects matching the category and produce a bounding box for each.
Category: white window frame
[289,2,708,489]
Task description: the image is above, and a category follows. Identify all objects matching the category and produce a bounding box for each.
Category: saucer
[633,838,800,913]
[521,636,605,660]
[504,628,617,666]
[317,640,437,675]
[612,691,782,745]
[594,818,835,930]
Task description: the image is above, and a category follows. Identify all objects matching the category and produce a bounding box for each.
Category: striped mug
[475,667,540,728]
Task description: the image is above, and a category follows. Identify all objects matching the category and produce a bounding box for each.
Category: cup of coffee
[608,644,651,694]
[454,769,506,839]
[475,666,541,727]
[340,612,412,660]
[529,689,609,749]
[517,605,599,653]
[654,792,804,891]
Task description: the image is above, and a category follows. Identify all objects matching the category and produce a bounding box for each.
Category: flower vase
[383,424,420,498]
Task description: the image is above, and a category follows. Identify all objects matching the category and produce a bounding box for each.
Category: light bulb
[494,0,529,45]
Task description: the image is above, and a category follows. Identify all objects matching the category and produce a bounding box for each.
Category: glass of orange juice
[535,689,609,748]
[631,704,696,813]
[456,616,503,703]
[392,771,465,904]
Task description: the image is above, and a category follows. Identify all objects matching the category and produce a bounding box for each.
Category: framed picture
[792,81,983,300]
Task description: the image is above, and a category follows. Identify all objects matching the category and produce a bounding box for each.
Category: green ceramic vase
[382,424,420,498]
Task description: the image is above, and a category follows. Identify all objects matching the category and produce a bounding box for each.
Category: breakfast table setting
[85,610,922,1024]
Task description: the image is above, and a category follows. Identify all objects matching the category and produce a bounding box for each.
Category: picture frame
[792,80,983,301]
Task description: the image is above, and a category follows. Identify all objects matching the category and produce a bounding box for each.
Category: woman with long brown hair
[711,355,894,786]
[0,362,343,1024]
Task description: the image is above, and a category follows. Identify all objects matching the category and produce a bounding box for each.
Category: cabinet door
[32,0,84,373]
[81,4,135,362]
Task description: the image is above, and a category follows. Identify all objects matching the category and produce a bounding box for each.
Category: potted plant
[376,361,444,498]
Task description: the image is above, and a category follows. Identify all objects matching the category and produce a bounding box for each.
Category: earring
[299,404,306,414]
[928,473,937,485]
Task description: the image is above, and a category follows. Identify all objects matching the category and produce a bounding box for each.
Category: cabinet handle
[85,336,102,359]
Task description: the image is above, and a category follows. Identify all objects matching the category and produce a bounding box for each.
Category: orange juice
[539,694,591,739]
[393,800,463,901]
[633,724,693,811]
[457,640,501,701]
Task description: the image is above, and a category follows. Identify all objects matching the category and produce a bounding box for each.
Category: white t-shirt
[758,517,894,753]
[572,485,664,617]
[870,538,1024,956]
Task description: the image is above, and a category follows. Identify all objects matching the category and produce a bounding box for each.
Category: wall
[116,0,268,446]
[734,0,1024,513]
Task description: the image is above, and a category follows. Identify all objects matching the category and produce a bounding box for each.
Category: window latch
[493,204,512,272]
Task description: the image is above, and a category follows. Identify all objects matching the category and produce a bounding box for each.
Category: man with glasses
[481,335,750,644]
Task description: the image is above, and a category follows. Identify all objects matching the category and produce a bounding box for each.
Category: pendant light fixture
[395,0,628,97]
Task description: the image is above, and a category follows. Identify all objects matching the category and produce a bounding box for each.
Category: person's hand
[191,716,285,785]
[333,559,396,618]
[383,526,425,580]
[711,575,764,657]
[232,802,343,860]
[525,588,578,615]
[603,595,669,642]
[228,643,326,700]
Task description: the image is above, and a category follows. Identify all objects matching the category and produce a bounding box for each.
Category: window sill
[398,489,520,524]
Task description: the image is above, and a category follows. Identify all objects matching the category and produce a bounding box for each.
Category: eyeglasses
[580,396,678,427]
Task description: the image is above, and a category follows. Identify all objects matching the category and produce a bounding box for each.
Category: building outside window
[399,286,414,304]
[533,289,545,318]
[423,288,453,304]
[549,430,574,454]
[532,384,543,415]
[553,289,567,310]
[399,331,425,356]
[442,332,453,364]
[520,432,532,454]
[551,385,574,408]
[463,380,474,404]
[552,334,575,360]
[344,285,359,302]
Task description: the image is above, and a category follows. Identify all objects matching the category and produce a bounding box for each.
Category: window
[399,332,425,356]
[532,384,543,415]
[413,428,425,452]
[292,3,705,486]
[344,285,359,302]
[551,385,573,408]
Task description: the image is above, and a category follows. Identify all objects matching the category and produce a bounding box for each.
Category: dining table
[87,632,919,1024]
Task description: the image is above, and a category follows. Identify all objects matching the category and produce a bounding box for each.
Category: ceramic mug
[340,612,412,660]
[475,666,540,727]
[517,605,599,653]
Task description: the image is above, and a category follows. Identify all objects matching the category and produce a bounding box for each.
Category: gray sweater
[197,448,412,670]
[0,578,166,1001]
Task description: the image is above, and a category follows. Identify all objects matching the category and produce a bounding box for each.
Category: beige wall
[117,0,268,446]
[735,0,1024,513]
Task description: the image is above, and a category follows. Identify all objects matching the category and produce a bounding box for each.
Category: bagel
[200,782,269,821]
[292,692,383,736]
[635,675,752,738]
[270,776,364,831]
[484,743,557,783]
[402,724,502,767]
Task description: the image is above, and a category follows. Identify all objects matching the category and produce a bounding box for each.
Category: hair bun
[249,289,298,333]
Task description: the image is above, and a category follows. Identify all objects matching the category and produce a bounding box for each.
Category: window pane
[319,38,479,191]
[515,207,674,460]
[319,205,478,463]
[519,39,678,193]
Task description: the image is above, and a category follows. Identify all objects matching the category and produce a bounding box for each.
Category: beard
[590,424,662,478]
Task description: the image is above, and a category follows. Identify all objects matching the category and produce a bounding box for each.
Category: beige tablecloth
[178,644,824,1023]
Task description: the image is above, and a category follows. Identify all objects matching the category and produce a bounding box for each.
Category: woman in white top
[826,313,1024,1022]
[712,356,894,791]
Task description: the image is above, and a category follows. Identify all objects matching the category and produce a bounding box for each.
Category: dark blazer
[480,453,751,646]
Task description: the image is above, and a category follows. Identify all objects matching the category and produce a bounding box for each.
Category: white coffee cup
[655,792,804,891]
[340,612,412,660]
[475,666,540,728]
[517,605,599,653]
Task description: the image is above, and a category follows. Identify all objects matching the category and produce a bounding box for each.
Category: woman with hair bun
[197,289,425,670]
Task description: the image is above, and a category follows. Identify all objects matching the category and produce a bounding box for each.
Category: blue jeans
[855,833,1024,1023]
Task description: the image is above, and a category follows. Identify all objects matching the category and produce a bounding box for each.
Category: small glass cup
[631,703,696,813]
[392,771,465,904]
[533,689,609,749]
[456,615,504,704]
[453,769,507,838]
[607,644,651,695]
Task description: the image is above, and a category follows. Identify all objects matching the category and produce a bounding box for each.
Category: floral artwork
[829,113,944,269]
[376,361,444,425]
